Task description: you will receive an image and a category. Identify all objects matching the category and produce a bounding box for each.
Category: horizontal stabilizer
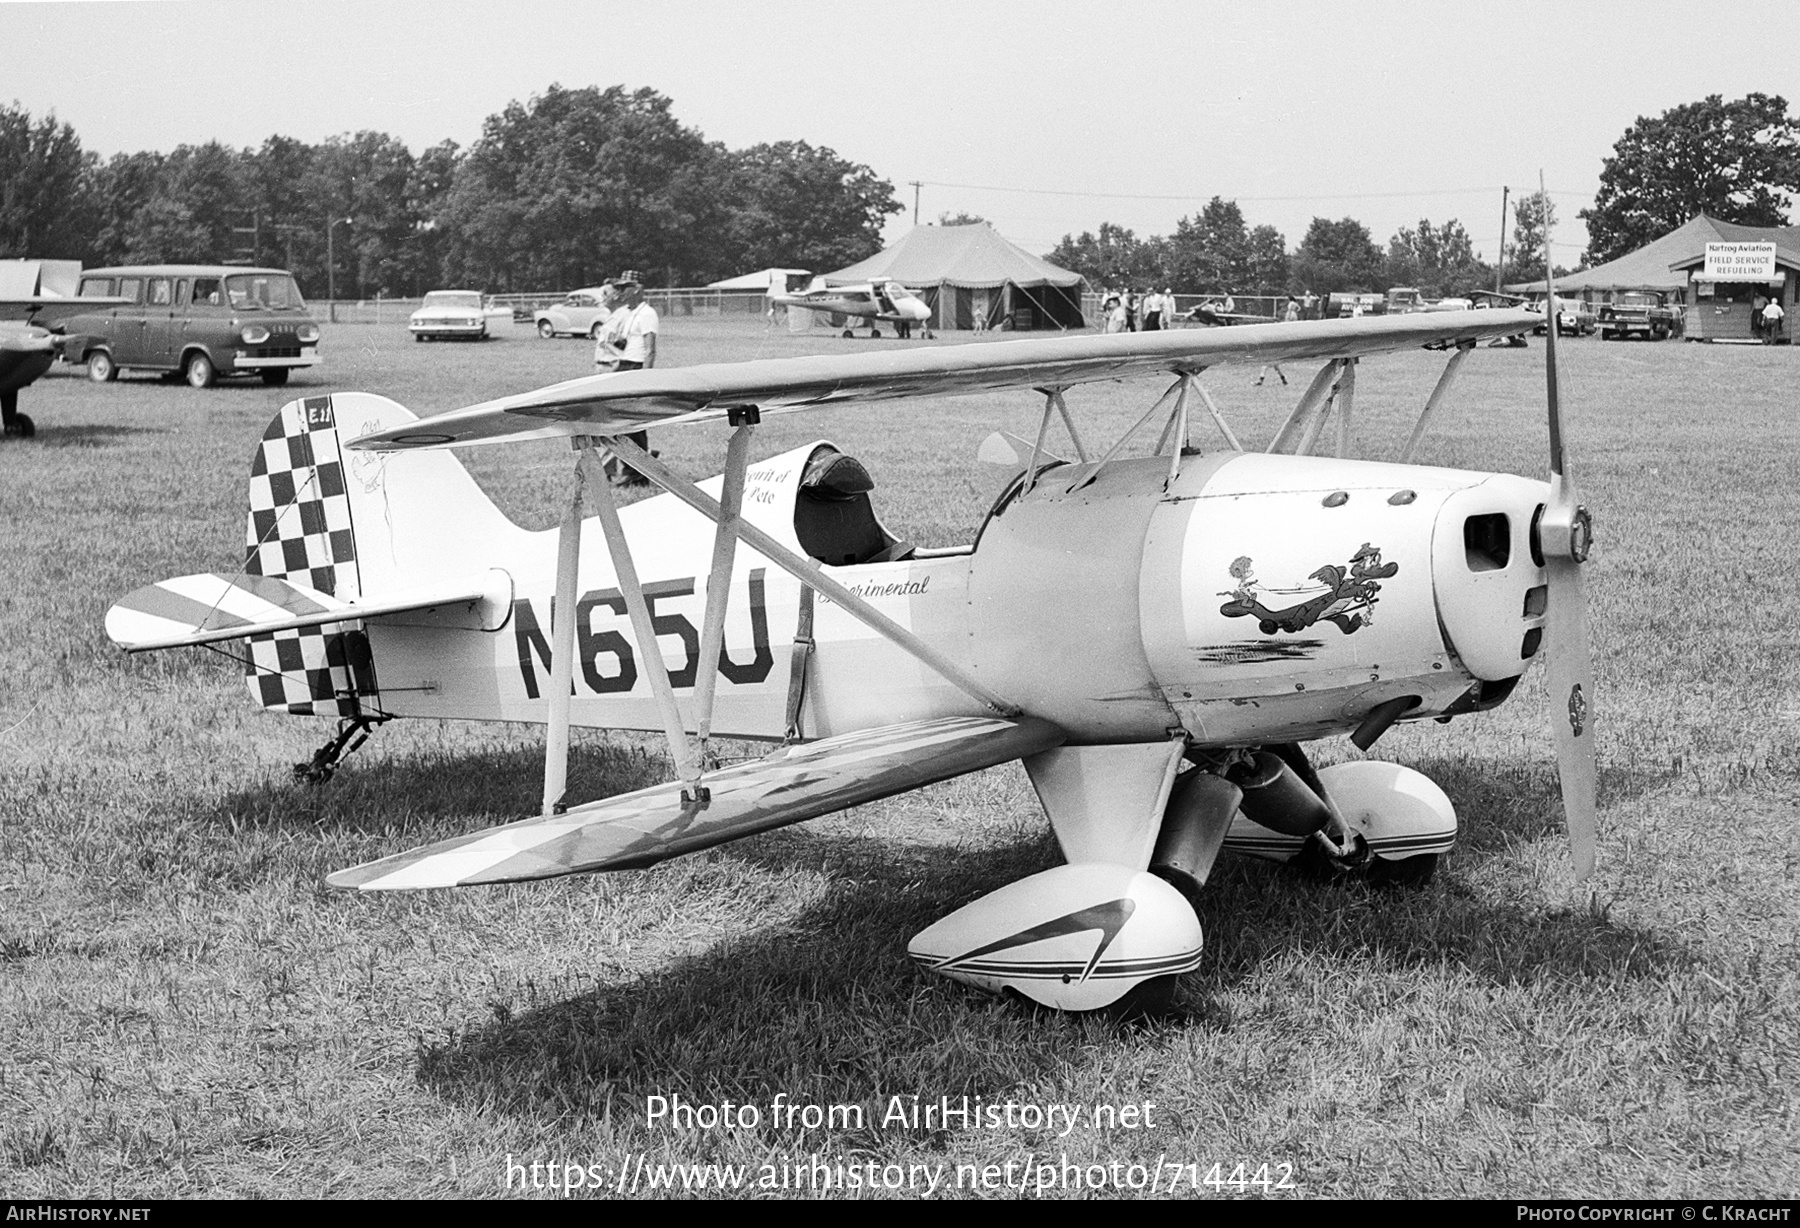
[105,569,513,651]
[346,309,1542,452]
[327,715,1065,890]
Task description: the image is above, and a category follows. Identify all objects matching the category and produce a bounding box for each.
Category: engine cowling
[969,450,1551,748]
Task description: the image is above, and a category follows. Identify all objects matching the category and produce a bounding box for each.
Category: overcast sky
[5,0,1797,266]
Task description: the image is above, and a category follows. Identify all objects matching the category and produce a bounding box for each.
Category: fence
[311,288,773,325]
[487,288,770,321]
[312,296,423,324]
[314,290,1321,329]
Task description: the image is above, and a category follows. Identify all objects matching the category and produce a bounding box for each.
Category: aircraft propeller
[1535,184,1598,879]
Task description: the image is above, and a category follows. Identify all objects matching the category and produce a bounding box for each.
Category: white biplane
[770,276,935,338]
[106,305,1596,1014]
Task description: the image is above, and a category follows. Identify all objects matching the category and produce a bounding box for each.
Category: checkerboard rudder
[241,396,377,717]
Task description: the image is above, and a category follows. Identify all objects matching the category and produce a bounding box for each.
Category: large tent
[1507,215,1800,299]
[822,223,1086,330]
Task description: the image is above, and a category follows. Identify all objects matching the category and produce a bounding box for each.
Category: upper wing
[327,715,1065,889]
[106,569,513,651]
[348,309,1540,452]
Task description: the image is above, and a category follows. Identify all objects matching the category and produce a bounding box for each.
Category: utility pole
[326,216,352,322]
[910,180,922,227]
[1494,185,1509,295]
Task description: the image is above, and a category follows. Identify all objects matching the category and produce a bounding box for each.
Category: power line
[920,179,1592,204]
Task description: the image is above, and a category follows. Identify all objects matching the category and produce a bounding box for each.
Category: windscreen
[226,274,307,310]
[424,292,482,310]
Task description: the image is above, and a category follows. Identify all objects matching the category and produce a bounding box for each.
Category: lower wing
[327,715,1065,889]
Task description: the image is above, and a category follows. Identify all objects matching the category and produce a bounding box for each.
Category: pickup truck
[1596,291,1677,341]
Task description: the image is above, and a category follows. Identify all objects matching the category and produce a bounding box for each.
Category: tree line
[4,87,1791,301]
[1046,194,1554,299]
[1052,93,1799,298]
[0,85,901,298]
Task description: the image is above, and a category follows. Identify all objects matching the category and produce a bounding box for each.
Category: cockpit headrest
[800,449,875,502]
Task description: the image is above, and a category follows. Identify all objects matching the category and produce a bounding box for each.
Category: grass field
[2,317,1796,1199]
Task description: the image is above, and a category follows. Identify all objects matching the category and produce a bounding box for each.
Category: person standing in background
[1761,295,1784,344]
[1142,287,1166,331]
[605,271,658,486]
[591,281,622,371]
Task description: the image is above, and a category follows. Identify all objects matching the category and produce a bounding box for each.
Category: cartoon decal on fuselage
[1218,543,1398,636]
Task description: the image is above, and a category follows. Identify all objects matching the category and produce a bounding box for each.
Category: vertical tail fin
[242,396,374,716]
[241,393,524,715]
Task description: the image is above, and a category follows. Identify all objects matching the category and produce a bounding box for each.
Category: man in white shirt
[613,273,658,371]
[605,271,658,485]
[1761,296,1784,344]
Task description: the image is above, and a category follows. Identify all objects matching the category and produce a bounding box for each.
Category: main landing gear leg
[294,715,384,784]
[1,390,33,438]
[1264,742,1370,874]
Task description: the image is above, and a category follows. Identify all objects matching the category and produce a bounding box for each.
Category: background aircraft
[1182,301,1275,327]
[0,316,57,438]
[0,260,128,437]
[106,307,1595,1014]
[771,274,935,338]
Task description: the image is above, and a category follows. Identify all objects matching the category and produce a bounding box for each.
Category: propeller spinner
[1535,183,1598,879]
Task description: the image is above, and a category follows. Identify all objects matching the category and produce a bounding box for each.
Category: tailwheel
[293,715,385,784]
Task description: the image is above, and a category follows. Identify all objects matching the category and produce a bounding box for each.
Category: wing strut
[1167,375,1190,484]
[1189,377,1244,452]
[1022,388,1088,496]
[543,441,590,814]
[1152,375,1190,476]
[601,435,1019,718]
[690,418,757,757]
[1021,390,1059,497]
[1329,358,1358,458]
[1067,379,1183,493]
[1399,342,1473,463]
[1053,389,1091,461]
[1266,359,1345,454]
[583,446,705,795]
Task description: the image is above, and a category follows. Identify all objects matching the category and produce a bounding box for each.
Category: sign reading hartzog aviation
[1702,242,1778,281]
[107,305,1597,1013]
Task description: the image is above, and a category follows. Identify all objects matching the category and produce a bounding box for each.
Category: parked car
[1556,300,1598,337]
[1525,295,1595,338]
[1596,291,1677,341]
[60,265,320,387]
[533,287,614,339]
[410,290,490,342]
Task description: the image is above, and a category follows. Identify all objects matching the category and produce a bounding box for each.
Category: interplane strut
[542,440,589,814]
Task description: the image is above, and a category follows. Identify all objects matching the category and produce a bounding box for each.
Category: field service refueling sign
[1703,242,1778,280]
